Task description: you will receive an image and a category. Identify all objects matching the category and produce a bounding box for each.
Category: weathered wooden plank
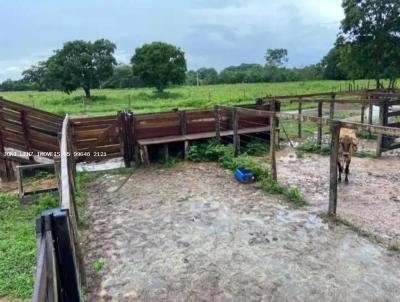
[270,100,277,181]
[214,105,221,143]
[136,126,181,139]
[2,139,27,151]
[137,126,270,145]
[387,111,400,117]
[135,120,180,130]
[0,98,63,122]
[52,210,82,301]
[232,108,239,157]
[135,112,179,122]
[329,93,335,119]
[71,115,116,123]
[376,102,386,157]
[231,106,400,136]
[317,101,323,146]
[60,115,71,210]
[298,101,302,138]
[328,122,340,215]
[32,231,48,302]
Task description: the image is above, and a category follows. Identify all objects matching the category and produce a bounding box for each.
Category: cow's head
[340,135,358,159]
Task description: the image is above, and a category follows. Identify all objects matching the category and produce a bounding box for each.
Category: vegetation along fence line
[0,88,389,300]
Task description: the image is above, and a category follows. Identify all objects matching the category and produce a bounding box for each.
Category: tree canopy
[337,0,400,87]
[265,49,288,67]
[46,39,116,97]
[131,42,187,92]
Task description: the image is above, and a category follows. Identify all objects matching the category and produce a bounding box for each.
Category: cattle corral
[0,89,399,301]
[83,162,400,301]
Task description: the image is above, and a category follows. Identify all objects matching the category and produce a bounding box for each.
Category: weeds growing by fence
[1,79,376,117]
[187,140,307,206]
[296,140,377,158]
[356,131,378,140]
[75,167,132,226]
[93,259,106,272]
[0,193,58,299]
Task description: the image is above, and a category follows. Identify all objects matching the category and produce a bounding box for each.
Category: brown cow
[338,128,358,183]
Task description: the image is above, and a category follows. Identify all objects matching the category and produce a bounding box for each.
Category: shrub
[187,140,307,206]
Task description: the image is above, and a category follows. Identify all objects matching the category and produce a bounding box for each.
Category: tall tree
[22,61,48,90]
[265,49,288,67]
[131,42,187,92]
[321,47,347,80]
[197,68,218,85]
[46,39,116,97]
[337,0,400,88]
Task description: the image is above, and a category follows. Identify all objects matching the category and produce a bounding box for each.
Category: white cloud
[0,0,345,80]
[190,0,343,36]
[0,50,52,81]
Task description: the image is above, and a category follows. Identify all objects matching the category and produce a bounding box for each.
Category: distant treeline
[1,1,399,93]
[0,49,342,91]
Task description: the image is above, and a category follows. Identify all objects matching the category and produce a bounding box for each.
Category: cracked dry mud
[82,162,400,302]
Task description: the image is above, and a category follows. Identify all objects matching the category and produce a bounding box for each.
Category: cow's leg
[337,161,342,182]
[344,159,351,183]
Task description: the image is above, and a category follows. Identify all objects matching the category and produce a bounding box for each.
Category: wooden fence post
[329,121,341,215]
[214,105,221,143]
[52,210,82,301]
[232,107,240,157]
[376,101,388,156]
[329,93,335,119]
[298,100,302,138]
[180,110,189,158]
[270,100,277,181]
[368,98,373,139]
[361,104,365,124]
[0,104,15,182]
[118,110,135,167]
[317,101,323,146]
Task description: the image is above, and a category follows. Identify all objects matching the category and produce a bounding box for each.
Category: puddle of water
[77,158,125,172]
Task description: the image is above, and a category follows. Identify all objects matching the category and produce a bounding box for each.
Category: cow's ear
[351,140,358,152]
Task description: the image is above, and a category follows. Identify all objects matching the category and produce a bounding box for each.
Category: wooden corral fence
[220,104,400,215]
[259,89,400,155]
[32,115,85,302]
[7,89,396,300]
[0,97,63,181]
[65,104,275,166]
[70,114,121,162]
[118,103,274,165]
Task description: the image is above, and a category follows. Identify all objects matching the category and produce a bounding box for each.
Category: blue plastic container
[235,167,255,183]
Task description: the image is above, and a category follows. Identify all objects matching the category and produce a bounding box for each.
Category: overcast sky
[0,0,343,81]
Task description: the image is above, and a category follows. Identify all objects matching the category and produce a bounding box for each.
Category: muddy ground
[277,137,400,245]
[83,162,400,302]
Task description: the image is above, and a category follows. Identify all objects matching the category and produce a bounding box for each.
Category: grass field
[0,193,58,300]
[0,80,380,117]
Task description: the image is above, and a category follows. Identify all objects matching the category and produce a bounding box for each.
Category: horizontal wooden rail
[263,97,387,104]
[60,115,71,210]
[220,105,400,137]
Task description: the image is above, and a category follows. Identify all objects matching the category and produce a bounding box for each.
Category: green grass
[296,140,377,158]
[388,245,400,252]
[75,167,132,226]
[0,167,131,301]
[0,80,376,117]
[280,120,324,138]
[93,259,106,272]
[0,193,58,300]
[187,140,307,206]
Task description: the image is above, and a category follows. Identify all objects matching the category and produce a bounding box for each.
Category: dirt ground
[277,137,400,245]
[82,162,400,302]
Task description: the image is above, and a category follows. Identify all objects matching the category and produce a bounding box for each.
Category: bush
[297,140,376,158]
[297,141,330,155]
[187,140,307,206]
